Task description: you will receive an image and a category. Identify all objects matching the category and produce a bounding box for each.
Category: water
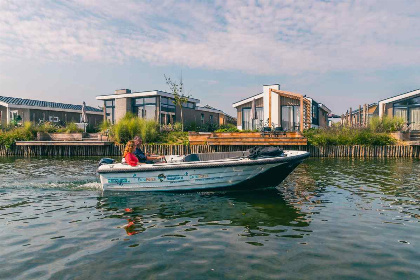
[0,157,419,279]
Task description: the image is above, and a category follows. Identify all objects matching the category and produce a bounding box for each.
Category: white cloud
[0,0,419,74]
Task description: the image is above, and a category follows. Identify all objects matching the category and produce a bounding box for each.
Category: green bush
[56,123,83,134]
[184,121,219,132]
[0,122,35,148]
[303,126,396,146]
[369,116,405,133]
[215,124,239,132]
[156,131,189,145]
[37,122,59,133]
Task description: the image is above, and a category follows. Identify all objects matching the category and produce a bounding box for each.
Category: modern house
[96,89,235,126]
[378,89,420,131]
[232,84,331,131]
[0,96,103,126]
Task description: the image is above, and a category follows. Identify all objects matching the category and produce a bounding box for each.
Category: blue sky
[1,0,419,116]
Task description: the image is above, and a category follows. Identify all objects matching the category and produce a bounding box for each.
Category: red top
[125,153,139,167]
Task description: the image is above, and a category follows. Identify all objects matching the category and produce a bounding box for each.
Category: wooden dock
[188,132,307,146]
[16,141,113,146]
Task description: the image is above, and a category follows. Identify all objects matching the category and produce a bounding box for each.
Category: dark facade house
[232,84,331,131]
[379,89,420,131]
[0,96,103,127]
[97,89,236,127]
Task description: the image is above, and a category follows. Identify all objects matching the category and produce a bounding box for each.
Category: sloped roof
[0,96,102,112]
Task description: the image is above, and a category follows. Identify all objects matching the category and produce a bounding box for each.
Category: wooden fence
[0,144,419,158]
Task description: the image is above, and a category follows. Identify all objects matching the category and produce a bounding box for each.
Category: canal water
[0,157,419,279]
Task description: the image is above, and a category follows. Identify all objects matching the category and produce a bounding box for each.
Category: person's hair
[123,140,135,157]
[134,136,141,141]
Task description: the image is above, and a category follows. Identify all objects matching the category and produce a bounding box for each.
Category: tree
[164,74,190,131]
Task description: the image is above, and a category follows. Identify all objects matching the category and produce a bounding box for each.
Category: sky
[1,0,419,116]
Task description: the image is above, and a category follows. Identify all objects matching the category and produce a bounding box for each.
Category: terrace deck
[189,132,307,146]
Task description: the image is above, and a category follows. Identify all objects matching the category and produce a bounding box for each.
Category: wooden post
[268,88,272,126]
[300,97,304,132]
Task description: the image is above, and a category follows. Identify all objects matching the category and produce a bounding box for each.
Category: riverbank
[2,143,420,158]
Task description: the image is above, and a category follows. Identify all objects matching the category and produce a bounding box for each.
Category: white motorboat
[97,148,310,192]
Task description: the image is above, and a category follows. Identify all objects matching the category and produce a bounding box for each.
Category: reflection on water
[0,157,419,279]
[99,189,310,239]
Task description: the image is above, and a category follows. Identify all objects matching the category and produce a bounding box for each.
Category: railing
[0,144,419,158]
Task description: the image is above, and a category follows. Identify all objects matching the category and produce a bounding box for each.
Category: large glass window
[410,108,420,130]
[182,101,195,109]
[242,107,263,130]
[161,97,176,113]
[282,105,300,131]
[133,97,157,121]
[393,95,420,130]
[242,108,251,130]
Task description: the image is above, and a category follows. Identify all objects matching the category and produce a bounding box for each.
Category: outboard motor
[98,158,115,167]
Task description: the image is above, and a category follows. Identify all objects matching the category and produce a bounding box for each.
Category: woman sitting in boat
[123,140,141,166]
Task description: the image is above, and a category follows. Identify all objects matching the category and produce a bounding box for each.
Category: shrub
[303,126,396,146]
[56,123,83,133]
[184,121,219,132]
[156,131,189,145]
[37,122,59,133]
[215,124,239,133]
[0,122,35,148]
[369,116,405,133]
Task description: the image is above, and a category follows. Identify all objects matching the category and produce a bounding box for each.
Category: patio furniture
[261,127,272,137]
[273,127,286,137]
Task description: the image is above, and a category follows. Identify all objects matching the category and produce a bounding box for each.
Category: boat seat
[184,151,250,162]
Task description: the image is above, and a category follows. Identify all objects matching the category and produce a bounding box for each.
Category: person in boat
[133,136,147,163]
[123,140,141,166]
[133,136,165,163]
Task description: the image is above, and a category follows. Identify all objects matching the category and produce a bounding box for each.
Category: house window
[160,97,176,113]
[201,114,204,124]
[182,101,195,109]
[209,115,213,123]
[105,99,115,124]
[281,105,300,131]
[312,104,319,126]
[49,116,60,123]
[394,96,420,130]
[133,97,157,121]
[242,107,263,130]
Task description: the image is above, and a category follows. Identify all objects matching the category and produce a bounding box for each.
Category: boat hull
[98,151,309,192]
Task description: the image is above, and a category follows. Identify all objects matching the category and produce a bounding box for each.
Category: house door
[409,108,420,131]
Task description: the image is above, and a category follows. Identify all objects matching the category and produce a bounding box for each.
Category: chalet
[0,96,103,126]
[232,84,331,131]
[96,89,235,126]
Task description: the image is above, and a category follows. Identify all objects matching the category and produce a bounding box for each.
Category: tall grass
[110,113,160,144]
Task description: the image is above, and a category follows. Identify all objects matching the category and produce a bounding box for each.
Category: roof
[349,103,378,114]
[378,89,420,103]
[96,90,200,103]
[232,92,263,107]
[0,96,102,112]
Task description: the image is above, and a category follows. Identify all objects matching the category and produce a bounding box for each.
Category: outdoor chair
[261,127,272,137]
[273,127,286,137]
